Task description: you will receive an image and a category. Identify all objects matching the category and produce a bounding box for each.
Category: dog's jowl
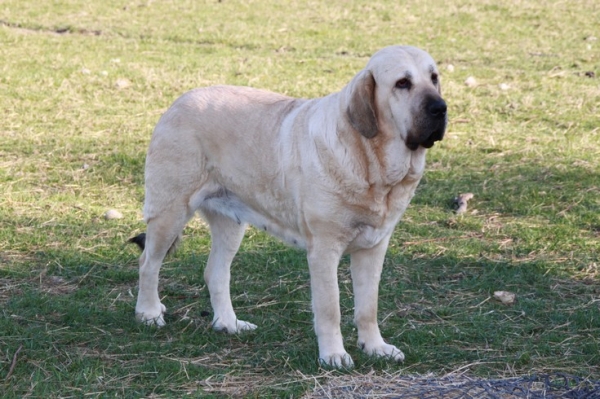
[132,45,446,368]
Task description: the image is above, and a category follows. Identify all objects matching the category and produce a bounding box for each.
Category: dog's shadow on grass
[1,159,598,377]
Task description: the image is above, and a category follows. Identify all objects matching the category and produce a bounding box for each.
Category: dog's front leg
[307,244,353,368]
[350,235,405,362]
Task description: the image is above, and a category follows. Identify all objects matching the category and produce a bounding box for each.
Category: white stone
[104,209,123,220]
[115,78,132,89]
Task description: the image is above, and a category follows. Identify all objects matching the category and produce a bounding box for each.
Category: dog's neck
[301,101,425,219]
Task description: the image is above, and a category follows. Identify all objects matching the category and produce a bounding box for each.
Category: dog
[130,45,446,368]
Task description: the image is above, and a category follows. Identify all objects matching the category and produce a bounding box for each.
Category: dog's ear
[346,70,378,139]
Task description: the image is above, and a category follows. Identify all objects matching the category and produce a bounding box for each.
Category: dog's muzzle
[406,96,447,150]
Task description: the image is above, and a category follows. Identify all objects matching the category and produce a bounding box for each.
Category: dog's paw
[135,303,167,327]
[360,341,405,362]
[212,318,257,334]
[319,352,355,369]
[235,320,257,332]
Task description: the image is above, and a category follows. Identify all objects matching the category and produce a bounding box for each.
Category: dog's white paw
[212,318,257,334]
[319,352,355,369]
[136,303,167,327]
[360,341,405,362]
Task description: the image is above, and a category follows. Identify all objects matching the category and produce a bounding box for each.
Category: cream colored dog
[132,45,446,368]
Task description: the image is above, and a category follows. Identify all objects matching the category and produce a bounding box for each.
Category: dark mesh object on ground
[305,373,600,399]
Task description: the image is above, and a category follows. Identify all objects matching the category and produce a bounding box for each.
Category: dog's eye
[431,73,439,85]
[395,78,411,90]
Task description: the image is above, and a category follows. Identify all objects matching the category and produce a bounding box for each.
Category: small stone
[104,209,123,220]
[454,193,474,214]
[465,76,477,87]
[49,276,65,285]
[494,290,516,305]
[499,83,510,90]
[446,64,455,73]
[81,68,91,75]
[115,78,132,89]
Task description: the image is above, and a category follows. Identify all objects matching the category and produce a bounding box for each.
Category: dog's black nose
[428,99,447,118]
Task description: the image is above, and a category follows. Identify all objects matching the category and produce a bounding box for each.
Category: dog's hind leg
[201,209,256,333]
[136,203,192,326]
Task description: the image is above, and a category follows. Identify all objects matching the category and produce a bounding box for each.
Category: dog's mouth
[406,140,437,151]
[420,139,437,149]
[406,125,446,150]
[421,127,446,148]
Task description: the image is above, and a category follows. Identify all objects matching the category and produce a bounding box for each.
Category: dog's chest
[350,224,393,251]
[347,178,420,251]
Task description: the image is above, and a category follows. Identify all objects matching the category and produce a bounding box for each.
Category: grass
[1,0,599,397]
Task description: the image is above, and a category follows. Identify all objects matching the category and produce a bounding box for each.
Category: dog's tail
[128,232,181,255]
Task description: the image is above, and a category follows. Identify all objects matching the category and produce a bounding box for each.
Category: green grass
[1,0,599,397]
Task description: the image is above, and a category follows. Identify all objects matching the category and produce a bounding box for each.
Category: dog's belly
[196,186,307,249]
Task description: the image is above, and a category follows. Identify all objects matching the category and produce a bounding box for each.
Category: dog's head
[346,46,446,150]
